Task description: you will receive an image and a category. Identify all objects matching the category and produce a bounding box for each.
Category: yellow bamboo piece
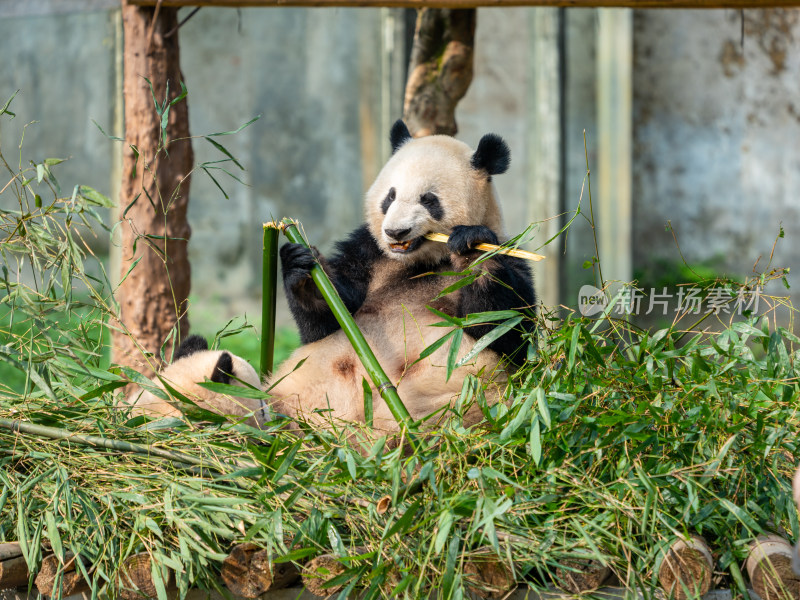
[424,232,545,262]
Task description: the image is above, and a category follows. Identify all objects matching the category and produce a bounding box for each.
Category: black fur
[211,352,233,384]
[447,225,498,255]
[174,335,208,361]
[448,225,536,366]
[381,188,396,215]
[390,120,412,154]
[281,225,383,344]
[420,192,444,220]
[470,134,511,176]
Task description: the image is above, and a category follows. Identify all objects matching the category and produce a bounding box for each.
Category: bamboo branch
[261,223,279,377]
[423,232,545,261]
[35,553,90,598]
[745,535,800,600]
[656,535,713,600]
[270,219,418,438]
[0,418,254,473]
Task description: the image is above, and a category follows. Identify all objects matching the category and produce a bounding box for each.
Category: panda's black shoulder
[331,225,382,265]
[327,224,384,285]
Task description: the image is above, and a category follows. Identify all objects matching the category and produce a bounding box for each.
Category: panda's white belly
[267,272,506,433]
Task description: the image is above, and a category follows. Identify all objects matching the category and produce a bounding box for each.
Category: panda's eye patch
[420,192,444,221]
[381,188,396,215]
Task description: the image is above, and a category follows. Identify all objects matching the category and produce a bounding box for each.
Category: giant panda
[127,335,266,427]
[268,120,536,434]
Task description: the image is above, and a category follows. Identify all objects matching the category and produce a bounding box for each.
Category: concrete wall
[631,8,800,309]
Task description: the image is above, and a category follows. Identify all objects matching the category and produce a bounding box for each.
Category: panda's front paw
[280,243,319,290]
[447,225,499,256]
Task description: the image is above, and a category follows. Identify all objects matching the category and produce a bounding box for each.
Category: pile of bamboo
[2,534,799,599]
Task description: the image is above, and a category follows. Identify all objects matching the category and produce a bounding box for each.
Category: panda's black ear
[175,335,208,361]
[471,134,511,176]
[211,352,234,384]
[390,120,412,154]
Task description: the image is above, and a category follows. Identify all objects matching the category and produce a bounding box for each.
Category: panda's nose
[385,227,412,241]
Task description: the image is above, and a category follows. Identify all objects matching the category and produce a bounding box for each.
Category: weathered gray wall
[178,7,388,320]
[0,8,118,233]
[1,4,798,331]
[631,8,800,309]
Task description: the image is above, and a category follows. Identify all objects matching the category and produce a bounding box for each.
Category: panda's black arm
[449,225,537,366]
[281,225,381,344]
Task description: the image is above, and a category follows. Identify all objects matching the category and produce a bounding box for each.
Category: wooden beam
[127,0,800,8]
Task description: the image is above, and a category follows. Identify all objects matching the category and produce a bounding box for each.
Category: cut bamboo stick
[463,549,515,599]
[0,543,28,590]
[117,552,174,600]
[423,232,545,262]
[260,224,279,377]
[221,543,300,597]
[554,559,611,593]
[745,534,800,600]
[35,553,90,598]
[655,535,713,600]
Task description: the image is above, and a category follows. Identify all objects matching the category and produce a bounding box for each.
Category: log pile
[554,559,611,594]
[3,535,800,598]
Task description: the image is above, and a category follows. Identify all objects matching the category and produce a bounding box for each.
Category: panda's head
[365,120,510,264]
[130,335,264,424]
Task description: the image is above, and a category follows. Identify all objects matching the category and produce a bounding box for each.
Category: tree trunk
[114,1,193,377]
[403,8,476,137]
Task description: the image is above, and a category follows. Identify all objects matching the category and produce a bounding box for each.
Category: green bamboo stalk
[274,219,417,435]
[261,223,279,377]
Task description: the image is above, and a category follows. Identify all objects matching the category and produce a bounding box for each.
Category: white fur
[365,135,504,265]
[128,350,264,426]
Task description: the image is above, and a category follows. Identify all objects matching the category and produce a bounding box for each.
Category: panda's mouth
[388,237,423,254]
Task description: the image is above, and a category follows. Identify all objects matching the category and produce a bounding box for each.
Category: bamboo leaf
[446,328,463,381]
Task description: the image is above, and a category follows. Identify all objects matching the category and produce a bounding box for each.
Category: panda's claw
[447,225,499,255]
[280,243,318,284]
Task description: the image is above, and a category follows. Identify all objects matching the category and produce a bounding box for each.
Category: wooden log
[554,559,611,593]
[35,553,91,598]
[301,554,346,598]
[221,543,300,597]
[117,552,175,600]
[0,543,28,590]
[655,535,713,600]
[463,550,515,599]
[127,1,800,8]
[745,535,800,600]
